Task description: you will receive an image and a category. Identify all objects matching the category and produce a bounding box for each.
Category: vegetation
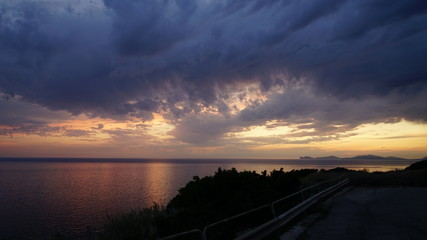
[99,161,427,240]
[99,168,317,240]
[405,159,427,170]
[349,169,427,187]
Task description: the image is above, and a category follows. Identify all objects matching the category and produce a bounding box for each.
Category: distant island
[299,155,410,160]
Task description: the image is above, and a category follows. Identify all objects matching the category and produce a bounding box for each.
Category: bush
[406,160,427,170]
[100,204,166,240]
[100,165,427,240]
[348,168,427,187]
[99,168,318,239]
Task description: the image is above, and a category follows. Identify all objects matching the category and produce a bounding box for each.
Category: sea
[0,158,416,240]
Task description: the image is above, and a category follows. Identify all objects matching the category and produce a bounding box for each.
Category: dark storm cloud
[103,0,194,56]
[1,0,426,131]
[0,95,70,126]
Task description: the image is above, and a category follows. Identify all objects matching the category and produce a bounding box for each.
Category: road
[299,188,427,240]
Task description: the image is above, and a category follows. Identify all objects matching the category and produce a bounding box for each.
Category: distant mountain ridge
[299,155,408,160]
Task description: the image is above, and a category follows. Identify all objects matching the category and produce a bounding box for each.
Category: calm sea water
[0,158,415,239]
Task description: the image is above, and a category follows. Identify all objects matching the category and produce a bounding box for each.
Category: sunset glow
[1,0,426,159]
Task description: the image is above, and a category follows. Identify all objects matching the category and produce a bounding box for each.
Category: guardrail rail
[159,176,349,240]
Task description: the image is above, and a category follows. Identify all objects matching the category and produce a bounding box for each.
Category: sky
[0,0,427,159]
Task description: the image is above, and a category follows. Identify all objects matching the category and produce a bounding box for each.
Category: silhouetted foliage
[326,167,351,173]
[100,165,427,240]
[406,160,427,170]
[167,168,317,229]
[50,233,72,240]
[100,204,166,240]
[99,168,317,240]
[348,169,427,187]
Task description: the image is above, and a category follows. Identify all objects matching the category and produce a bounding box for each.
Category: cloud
[91,123,104,130]
[171,85,427,144]
[64,129,93,137]
[0,94,71,126]
[0,124,63,137]
[240,134,356,146]
[171,113,241,145]
[1,0,426,144]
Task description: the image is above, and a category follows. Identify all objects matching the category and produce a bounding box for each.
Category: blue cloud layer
[1,0,426,129]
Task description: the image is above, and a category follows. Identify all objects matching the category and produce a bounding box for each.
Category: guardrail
[159,176,349,240]
[202,203,273,240]
[236,178,349,240]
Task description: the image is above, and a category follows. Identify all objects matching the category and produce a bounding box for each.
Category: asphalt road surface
[299,188,427,240]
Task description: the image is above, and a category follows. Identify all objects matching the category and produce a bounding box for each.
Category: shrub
[99,168,318,239]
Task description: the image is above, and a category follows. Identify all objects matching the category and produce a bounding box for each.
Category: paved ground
[298,188,427,240]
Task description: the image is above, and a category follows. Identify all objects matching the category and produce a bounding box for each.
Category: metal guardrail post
[202,227,208,240]
[271,203,276,218]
